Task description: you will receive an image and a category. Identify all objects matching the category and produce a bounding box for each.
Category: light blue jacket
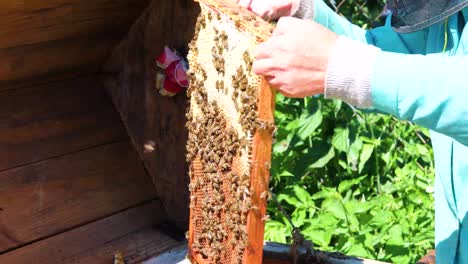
[311,1,468,263]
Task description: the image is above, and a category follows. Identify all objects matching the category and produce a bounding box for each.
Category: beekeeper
[234,0,468,263]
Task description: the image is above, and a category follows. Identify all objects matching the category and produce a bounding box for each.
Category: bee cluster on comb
[185,0,275,263]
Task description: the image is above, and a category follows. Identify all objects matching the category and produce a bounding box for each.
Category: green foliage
[266,95,435,263]
[326,0,388,29]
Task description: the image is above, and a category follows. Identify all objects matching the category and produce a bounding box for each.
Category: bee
[243,51,252,64]
[250,205,259,212]
[143,140,156,153]
[260,190,272,201]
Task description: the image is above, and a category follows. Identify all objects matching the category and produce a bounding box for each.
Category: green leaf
[322,198,346,221]
[292,208,306,227]
[347,243,370,258]
[294,141,330,177]
[293,185,311,204]
[359,144,375,173]
[332,127,350,153]
[416,144,429,156]
[311,187,337,200]
[297,110,323,140]
[309,147,335,169]
[348,138,363,170]
[277,193,299,206]
[387,224,404,245]
[338,176,366,193]
[303,229,332,248]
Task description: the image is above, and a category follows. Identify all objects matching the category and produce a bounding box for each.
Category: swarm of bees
[186,2,276,263]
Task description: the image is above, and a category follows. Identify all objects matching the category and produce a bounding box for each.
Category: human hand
[253,17,338,98]
[234,0,301,21]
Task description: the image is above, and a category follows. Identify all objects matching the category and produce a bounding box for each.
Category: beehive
[185,0,275,263]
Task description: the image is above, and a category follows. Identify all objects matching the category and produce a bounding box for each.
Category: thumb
[275,16,299,33]
[238,0,253,8]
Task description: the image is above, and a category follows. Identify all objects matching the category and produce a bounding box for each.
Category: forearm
[292,0,370,43]
[326,37,468,146]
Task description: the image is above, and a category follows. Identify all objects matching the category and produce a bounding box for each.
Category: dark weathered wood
[0,0,150,84]
[0,77,127,171]
[103,0,200,229]
[0,35,118,87]
[0,201,172,264]
[0,141,157,253]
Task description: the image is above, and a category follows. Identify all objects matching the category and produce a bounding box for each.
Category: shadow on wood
[102,0,200,229]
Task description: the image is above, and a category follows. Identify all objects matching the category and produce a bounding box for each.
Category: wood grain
[0,201,173,264]
[102,0,200,229]
[0,34,118,87]
[0,77,127,172]
[0,141,157,253]
[245,78,276,263]
[0,0,150,84]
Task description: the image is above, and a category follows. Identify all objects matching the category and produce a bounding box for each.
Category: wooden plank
[0,34,115,86]
[246,78,276,263]
[143,242,391,264]
[0,201,171,264]
[71,227,181,264]
[142,244,187,264]
[0,0,150,84]
[0,141,157,253]
[103,0,200,230]
[262,242,391,264]
[0,77,127,171]
[0,0,150,49]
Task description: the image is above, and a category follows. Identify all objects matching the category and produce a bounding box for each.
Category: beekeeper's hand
[253,17,337,98]
[234,0,301,20]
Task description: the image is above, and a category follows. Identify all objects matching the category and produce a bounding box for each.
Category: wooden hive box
[0,0,192,263]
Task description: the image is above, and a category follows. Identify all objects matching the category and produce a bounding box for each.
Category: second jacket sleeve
[371,51,468,146]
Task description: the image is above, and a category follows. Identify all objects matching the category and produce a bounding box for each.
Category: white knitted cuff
[325,36,380,108]
[292,0,315,19]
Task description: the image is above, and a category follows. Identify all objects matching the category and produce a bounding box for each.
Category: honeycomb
[185,1,275,263]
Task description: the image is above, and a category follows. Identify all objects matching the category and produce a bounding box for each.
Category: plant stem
[367,116,382,194]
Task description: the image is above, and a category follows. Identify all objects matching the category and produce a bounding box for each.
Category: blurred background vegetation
[264,1,436,263]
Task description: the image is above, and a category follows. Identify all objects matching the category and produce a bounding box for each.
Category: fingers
[264,76,297,98]
[249,1,274,21]
[269,17,297,37]
[252,59,278,76]
[253,40,274,60]
[275,17,293,32]
[238,0,252,8]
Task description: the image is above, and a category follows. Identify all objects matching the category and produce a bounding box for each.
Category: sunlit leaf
[332,127,350,153]
[359,144,374,173]
[297,110,323,140]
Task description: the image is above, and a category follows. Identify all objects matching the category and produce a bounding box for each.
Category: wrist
[325,36,380,108]
[291,0,315,19]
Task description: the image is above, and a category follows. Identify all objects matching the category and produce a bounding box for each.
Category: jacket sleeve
[293,0,427,54]
[371,51,468,146]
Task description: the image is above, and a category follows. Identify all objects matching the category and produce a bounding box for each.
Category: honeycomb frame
[186,1,275,263]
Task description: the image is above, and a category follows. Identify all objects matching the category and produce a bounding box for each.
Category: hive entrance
[185,1,275,263]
